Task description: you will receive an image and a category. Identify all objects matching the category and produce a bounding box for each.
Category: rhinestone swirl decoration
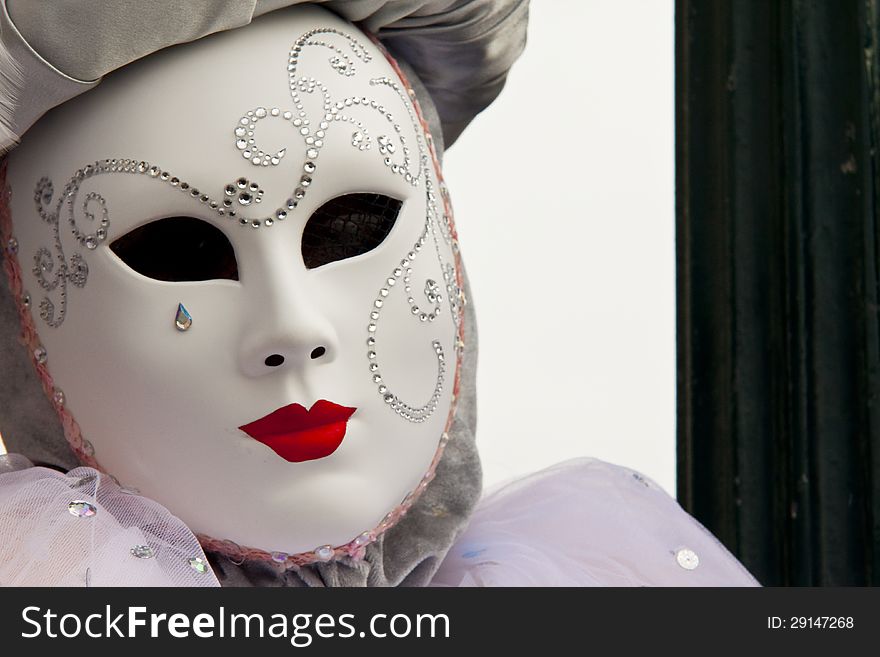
[363,82,464,422]
[25,27,464,430]
[28,28,439,330]
[29,173,93,327]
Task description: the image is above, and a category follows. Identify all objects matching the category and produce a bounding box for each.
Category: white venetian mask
[2,6,465,561]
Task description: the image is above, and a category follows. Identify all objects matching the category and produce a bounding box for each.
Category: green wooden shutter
[676,0,880,585]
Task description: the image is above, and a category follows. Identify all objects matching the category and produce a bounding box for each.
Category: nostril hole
[310,346,326,360]
[264,354,285,367]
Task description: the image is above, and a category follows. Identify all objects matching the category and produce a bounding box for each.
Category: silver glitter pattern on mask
[362,78,465,423]
[30,173,95,327]
[25,26,419,322]
[25,25,464,425]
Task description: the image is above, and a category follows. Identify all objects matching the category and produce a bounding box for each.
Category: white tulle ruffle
[432,458,760,586]
[0,455,218,586]
[0,454,759,587]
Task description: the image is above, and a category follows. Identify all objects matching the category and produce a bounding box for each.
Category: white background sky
[442,0,677,493]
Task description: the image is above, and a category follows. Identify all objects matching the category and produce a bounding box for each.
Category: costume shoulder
[432,458,760,587]
[0,454,218,586]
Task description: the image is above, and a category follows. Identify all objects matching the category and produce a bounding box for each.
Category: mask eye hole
[110,217,239,282]
[302,193,402,269]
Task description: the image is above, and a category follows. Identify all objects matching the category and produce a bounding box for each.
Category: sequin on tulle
[676,547,700,570]
[68,500,97,517]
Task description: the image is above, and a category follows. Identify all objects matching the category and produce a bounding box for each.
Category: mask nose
[236,224,339,377]
[241,316,336,376]
[240,296,337,375]
[262,346,327,368]
[237,272,338,378]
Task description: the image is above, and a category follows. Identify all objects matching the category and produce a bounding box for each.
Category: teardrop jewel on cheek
[175,303,193,331]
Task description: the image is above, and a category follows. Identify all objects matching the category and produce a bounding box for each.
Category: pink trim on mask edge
[0,37,467,571]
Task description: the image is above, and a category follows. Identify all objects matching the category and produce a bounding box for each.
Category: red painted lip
[238,400,357,463]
